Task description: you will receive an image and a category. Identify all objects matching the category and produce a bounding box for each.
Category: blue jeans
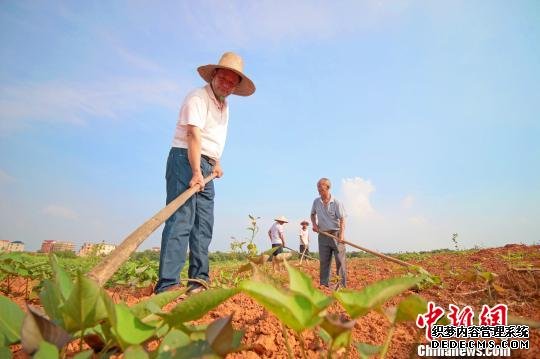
[154,147,215,293]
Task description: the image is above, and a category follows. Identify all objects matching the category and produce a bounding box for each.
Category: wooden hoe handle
[88,174,217,286]
[320,231,413,268]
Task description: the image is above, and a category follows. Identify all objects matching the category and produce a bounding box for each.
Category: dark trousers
[299,244,309,255]
[268,243,283,261]
[318,231,347,288]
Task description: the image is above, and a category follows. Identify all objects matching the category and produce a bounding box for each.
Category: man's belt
[201,154,216,166]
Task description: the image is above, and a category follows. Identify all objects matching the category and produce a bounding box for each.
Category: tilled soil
[6,244,540,358]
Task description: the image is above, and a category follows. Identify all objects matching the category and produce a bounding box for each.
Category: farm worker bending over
[299,220,310,255]
[268,216,288,260]
[311,178,347,288]
[154,52,256,294]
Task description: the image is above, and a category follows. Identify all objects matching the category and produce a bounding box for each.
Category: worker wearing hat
[155,52,255,294]
[268,216,288,260]
[299,220,310,256]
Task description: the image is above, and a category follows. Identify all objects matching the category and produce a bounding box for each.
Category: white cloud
[181,0,410,47]
[336,177,446,252]
[408,215,428,226]
[42,204,79,221]
[340,177,377,220]
[401,194,415,209]
[114,46,165,73]
[0,78,183,135]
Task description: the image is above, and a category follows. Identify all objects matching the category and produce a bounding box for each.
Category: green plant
[239,261,429,358]
[451,233,459,251]
[0,253,50,299]
[0,254,244,358]
[458,264,504,303]
[245,214,260,256]
[108,258,158,289]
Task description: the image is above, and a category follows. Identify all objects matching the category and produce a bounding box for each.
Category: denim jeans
[318,231,347,288]
[154,147,215,293]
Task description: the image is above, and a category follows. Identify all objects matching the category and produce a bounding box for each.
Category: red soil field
[6,244,539,358]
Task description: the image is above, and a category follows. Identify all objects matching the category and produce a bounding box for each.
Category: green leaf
[73,350,94,359]
[20,305,70,355]
[0,295,25,345]
[164,288,238,327]
[49,254,73,300]
[394,294,427,324]
[123,345,149,359]
[60,273,108,332]
[331,330,352,351]
[479,271,497,282]
[356,342,382,359]
[0,346,12,359]
[157,329,191,357]
[39,280,65,327]
[239,279,322,332]
[114,303,156,346]
[33,341,59,359]
[334,276,423,318]
[286,262,332,310]
[164,340,216,359]
[206,315,244,356]
[318,328,331,343]
[131,289,185,319]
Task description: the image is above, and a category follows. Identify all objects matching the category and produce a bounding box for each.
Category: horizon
[1,1,539,254]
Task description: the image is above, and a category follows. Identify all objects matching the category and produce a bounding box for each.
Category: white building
[7,241,25,252]
[78,242,116,256]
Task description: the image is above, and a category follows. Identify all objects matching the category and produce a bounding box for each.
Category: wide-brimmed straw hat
[300,220,309,226]
[197,52,255,96]
[274,216,289,223]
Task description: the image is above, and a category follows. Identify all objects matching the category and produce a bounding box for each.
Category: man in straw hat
[299,220,310,256]
[155,52,255,294]
[268,216,288,261]
[311,178,347,288]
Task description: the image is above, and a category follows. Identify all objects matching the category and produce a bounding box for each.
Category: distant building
[0,240,9,252]
[151,247,161,252]
[52,241,75,252]
[78,241,116,256]
[40,240,56,253]
[7,241,24,252]
[78,242,95,256]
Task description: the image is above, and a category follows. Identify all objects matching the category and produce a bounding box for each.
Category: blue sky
[1,1,539,254]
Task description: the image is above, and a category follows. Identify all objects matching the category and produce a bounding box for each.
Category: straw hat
[197,52,256,96]
[300,220,309,226]
[274,215,289,223]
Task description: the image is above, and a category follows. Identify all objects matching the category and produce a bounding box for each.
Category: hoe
[89,174,418,285]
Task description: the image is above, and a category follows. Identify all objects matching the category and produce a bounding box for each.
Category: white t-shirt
[171,85,229,160]
[299,228,309,245]
[269,222,285,245]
